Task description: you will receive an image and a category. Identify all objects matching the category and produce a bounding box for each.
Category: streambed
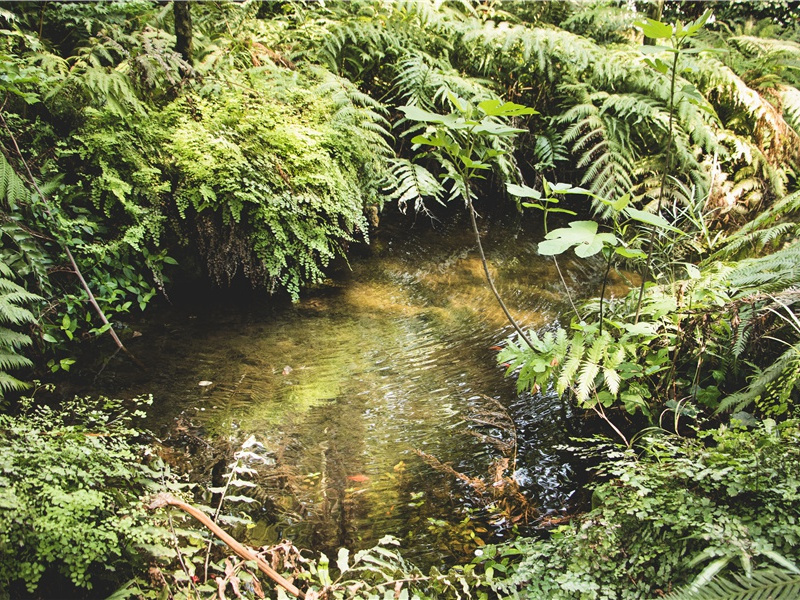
[89,209,629,565]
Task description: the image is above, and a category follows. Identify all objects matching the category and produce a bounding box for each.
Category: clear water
[90,209,630,565]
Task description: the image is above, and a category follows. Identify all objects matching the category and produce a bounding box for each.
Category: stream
[88,208,629,566]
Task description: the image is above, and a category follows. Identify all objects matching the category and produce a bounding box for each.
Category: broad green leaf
[549,182,593,195]
[614,247,647,259]
[684,9,712,36]
[538,221,618,258]
[478,99,538,117]
[459,155,490,170]
[539,221,598,256]
[623,322,658,336]
[446,91,468,113]
[644,57,670,74]
[337,548,350,573]
[640,44,676,54]
[398,105,449,124]
[624,207,682,233]
[473,121,527,136]
[638,19,673,40]
[611,193,631,212]
[681,83,703,101]
[576,232,616,257]
[506,183,541,199]
[410,134,447,148]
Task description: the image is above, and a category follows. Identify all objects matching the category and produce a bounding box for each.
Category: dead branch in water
[414,395,537,524]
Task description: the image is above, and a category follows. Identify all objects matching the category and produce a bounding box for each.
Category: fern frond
[557,334,585,396]
[725,243,800,296]
[710,190,800,261]
[383,158,444,214]
[717,339,800,413]
[0,349,34,372]
[0,153,30,210]
[664,567,800,600]
[0,370,31,393]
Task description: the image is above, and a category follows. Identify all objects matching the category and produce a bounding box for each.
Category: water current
[89,208,630,566]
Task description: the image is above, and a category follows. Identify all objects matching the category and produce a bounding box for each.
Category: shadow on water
[86,207,631,567]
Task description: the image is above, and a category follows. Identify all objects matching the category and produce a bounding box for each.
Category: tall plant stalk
[633,10,711,323]
[400,99,541,351]
[466,194,537,350]
[634,46,679,324]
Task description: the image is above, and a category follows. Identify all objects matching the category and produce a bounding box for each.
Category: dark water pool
[89,209,629,565]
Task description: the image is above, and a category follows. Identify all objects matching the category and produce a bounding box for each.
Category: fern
[0,153,29,211]
[725,244,800,296]
[558,96,636,210]
[384,158,444,214]
[709,190,800,261]
[0,261,41,396]
[717,337,800,415]
[664,567,800,600]
[557,333,585,396]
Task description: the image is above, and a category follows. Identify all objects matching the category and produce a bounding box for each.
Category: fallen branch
[148,493,306,599]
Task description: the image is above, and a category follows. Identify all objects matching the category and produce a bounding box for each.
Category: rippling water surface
[91,209,630,565]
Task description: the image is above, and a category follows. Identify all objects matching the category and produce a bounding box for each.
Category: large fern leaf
[664,567,800,600]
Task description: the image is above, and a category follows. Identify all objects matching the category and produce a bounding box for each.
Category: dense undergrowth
[2,0,800,599]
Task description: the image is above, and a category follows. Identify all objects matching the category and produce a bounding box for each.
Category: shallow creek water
[90,209,629,566]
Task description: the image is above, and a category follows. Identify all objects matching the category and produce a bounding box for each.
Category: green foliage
[664,567,800,600]
[0,393,169,595]
[487,421,800,599]
[398,96,535,207]
[158,66,387,298]
[0,260,41,398]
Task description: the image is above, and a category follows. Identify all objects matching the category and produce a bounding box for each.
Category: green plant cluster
[483,420,800,599]
[0,392,171,596]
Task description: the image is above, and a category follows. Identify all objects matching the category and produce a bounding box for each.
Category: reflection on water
[91,209,629,565]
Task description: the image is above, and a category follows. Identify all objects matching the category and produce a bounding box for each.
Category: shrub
[488,421,800,599]
[0,393,167,596]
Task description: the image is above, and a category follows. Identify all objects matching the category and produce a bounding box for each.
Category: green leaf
[611,193,631,212]
[459,155,491,170]
[625,207,682,233]
[640,44,677,55]
[538,221,618,258]
[472,122,527,136]
[337,548,350,574]
[615,247,647,260]
[399,105,448,123]
[644,57,671,74]
[638,19,674,40]
[478,99,538,117]
[684,9,712,37]
[410,134,447,148]
[506,183,541,199]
